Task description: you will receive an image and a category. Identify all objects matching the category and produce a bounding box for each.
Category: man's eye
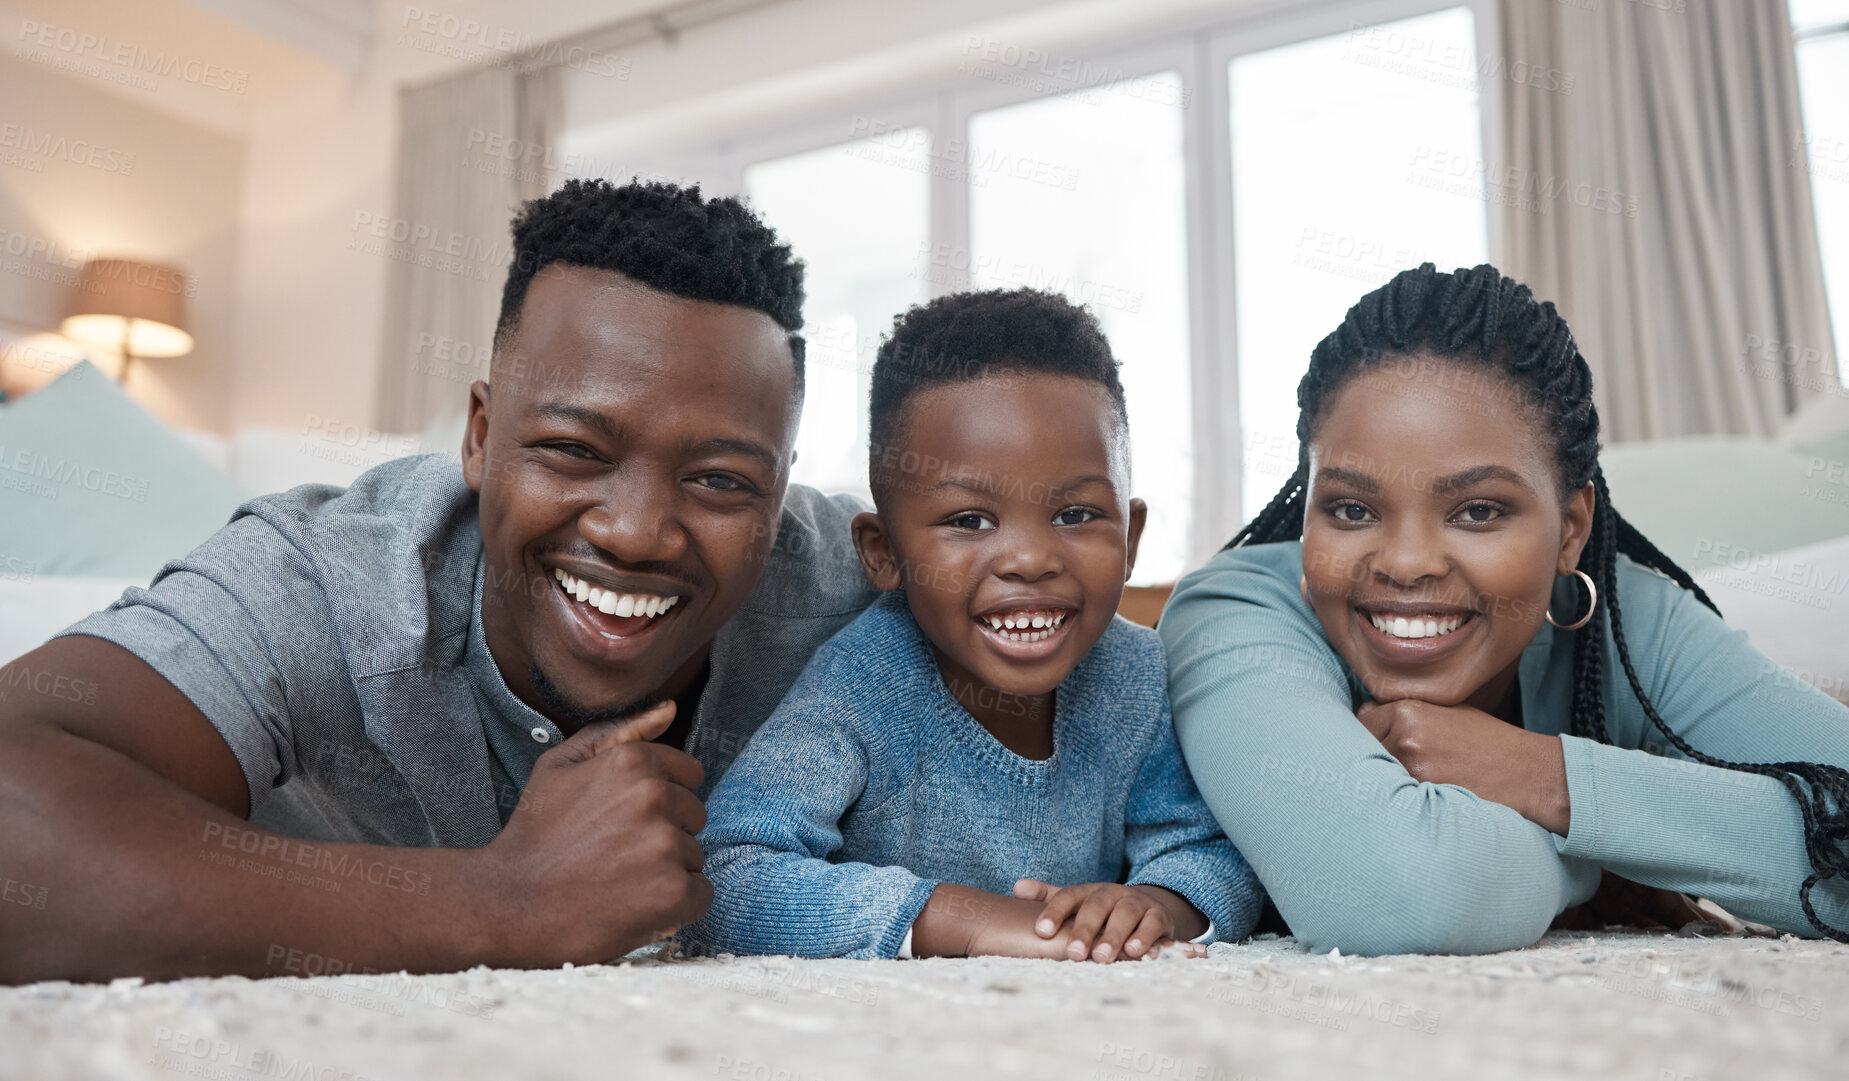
[542,442,597,460]
[1053,507,1099,526]
[1455,501,1503,524]
[1330,501,1372,524]
[696,474,751,493]
[948,514,995,531]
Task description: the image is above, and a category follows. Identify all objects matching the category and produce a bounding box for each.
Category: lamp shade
[60,258,194,358]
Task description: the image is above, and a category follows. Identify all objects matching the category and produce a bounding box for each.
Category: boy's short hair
[494,177,807,397]
[867,288,1128,503]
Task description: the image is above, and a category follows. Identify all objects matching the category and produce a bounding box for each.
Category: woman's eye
[1330,501,1373,524]
[1053,507,1099,526]
[1455,502,1502,524]
[949,514,996,531]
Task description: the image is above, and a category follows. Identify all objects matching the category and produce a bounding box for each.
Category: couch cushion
[1600,436,1849,573]
[0,361,245,578]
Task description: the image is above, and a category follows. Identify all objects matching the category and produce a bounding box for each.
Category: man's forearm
[0,724,496,984]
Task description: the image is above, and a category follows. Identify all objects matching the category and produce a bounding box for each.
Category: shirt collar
[465,555,565,754]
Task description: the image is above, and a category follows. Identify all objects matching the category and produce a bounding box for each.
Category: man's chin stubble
[529,663,661,732]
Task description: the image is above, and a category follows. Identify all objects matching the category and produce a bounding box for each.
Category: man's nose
[576,474,689,565]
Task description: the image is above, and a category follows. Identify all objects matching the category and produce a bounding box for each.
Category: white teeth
[1369,613,1467,639]
[982,610,1069,640]
[554,569,678,620]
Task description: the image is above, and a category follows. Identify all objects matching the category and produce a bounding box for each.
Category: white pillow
[1693,534,1849,703]
[0,575,144,667]
[229,426,427,497]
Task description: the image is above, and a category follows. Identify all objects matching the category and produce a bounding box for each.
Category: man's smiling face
[463,264,799,732]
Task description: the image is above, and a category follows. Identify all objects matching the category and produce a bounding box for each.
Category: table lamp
[59,258,194,383]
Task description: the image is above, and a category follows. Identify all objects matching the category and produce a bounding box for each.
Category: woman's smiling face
[1299,355,1594,712]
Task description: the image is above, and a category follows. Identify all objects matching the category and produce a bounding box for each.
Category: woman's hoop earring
[1545,569,1598,631]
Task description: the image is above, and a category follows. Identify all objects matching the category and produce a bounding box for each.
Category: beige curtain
[1498,0,1838,440]
[375,64,564,434]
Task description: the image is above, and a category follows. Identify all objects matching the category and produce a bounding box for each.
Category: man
[0,179,878,982]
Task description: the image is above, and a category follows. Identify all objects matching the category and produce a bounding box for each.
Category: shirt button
[530,727,551,744]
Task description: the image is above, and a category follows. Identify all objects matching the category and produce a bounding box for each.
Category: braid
[1232,261,1849,940]
[1226,466,1305,549]
[1566,472,1617,744]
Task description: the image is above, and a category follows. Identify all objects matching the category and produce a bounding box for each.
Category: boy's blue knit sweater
[682,589,1263,959]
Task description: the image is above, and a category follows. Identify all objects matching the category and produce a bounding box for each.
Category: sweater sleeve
[678,652,937,960]
[1121,693,1264,944]
[1159,545,1597,956]
[1555,575,1849,937]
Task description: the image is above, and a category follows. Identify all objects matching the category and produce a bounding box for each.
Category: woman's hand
[1356,699,1572,835]
[1013,879,1207,962]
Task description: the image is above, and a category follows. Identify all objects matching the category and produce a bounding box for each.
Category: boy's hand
[1015,879,1208,962]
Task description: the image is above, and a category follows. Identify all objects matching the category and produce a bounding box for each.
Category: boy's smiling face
[851,372,1146,705]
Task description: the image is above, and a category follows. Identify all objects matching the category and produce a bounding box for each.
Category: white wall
[226,0,1272,438]
[3,0,1275,436]
[0,47,244,430]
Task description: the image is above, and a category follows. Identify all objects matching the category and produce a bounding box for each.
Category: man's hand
[1014,879,1207,963]
[476,702,712,965]
[1356,699,1572,835]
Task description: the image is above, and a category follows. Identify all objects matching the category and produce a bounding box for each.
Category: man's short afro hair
[495,177,807,391]
[867,288,1128,500]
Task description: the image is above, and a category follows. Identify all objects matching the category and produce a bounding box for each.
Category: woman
[1161,263,1849,954]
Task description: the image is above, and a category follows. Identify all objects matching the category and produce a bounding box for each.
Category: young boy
[681,289,1261,961]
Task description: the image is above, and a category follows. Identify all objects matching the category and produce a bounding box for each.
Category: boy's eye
[1329,500,1373,524]
[1454,501,1503,524]
[1053,507,1099,526]
[540,441,599,461]
[948,513,996,531]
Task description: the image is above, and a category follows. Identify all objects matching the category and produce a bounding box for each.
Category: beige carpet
[3,931,1842,1080]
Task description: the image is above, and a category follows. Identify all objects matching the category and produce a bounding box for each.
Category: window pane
[1795,28,1849,386]
[744,131,932,501]
[1230,8,1488,519]
[968,72,1192,585]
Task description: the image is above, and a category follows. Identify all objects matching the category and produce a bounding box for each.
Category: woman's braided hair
[1228,262,1849,940]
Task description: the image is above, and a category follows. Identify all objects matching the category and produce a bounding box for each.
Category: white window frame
[640,0,1501,576]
